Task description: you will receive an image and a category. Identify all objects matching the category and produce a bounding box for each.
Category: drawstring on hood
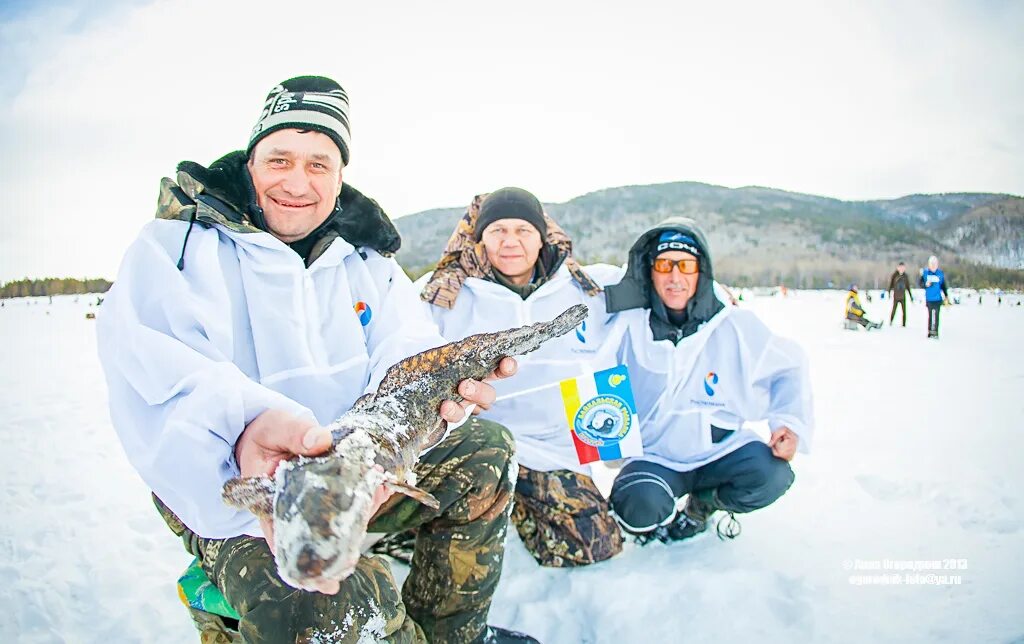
[176,210,198,271]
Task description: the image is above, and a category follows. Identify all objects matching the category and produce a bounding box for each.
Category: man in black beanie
[419,188,627,570]
[98,76,537,643]
[473,187,551,294]
[475,187,549,239]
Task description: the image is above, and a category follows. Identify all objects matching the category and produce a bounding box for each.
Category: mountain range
[393,183,1024,289]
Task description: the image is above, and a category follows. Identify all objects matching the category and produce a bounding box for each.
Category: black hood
[175,151,401,255]
[605,216,724,342]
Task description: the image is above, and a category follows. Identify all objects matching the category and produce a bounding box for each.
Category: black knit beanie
[474,187,547,241]
[247,76,352,165]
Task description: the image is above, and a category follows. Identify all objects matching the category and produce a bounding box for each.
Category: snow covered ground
[1,291,1022,643]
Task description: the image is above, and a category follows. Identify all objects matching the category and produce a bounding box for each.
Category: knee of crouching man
[609,481,676,534]
[731,460,796,513]
[764,458,796,501]
[772,460,796,498]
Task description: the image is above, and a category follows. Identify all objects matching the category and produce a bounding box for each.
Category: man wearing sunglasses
[603,218,814,544]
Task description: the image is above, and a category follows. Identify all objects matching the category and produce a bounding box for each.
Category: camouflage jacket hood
[156,151,401,264]
[605,216,724,342]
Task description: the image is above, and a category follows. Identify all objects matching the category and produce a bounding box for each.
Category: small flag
[560,365,643,464]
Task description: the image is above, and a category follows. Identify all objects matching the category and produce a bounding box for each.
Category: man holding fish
[98,76,537,643]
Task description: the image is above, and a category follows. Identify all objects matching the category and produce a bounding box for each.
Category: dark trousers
[890,297,907,326]
[927,301,942,336]
[609,442,794,533]
[847,314,871,328]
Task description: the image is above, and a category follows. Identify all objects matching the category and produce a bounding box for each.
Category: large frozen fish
[223,304,588,589]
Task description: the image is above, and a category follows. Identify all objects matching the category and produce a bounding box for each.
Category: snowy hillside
[939,198,1024,270]
[392,185,1024,289]
[1,292,1022,643]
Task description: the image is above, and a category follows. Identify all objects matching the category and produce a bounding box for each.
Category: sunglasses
[652,258,699,274]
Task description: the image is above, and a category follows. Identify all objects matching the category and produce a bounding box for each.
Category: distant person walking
[919,256,949,339]
[887,261,914,327]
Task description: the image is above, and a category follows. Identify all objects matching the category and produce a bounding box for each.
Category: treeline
[1,277,112,299]
[710,259,1024,290]
[943,261,1024,291]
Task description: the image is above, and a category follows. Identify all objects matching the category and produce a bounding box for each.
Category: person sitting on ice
[845,284,881,330]
[414,187,627,568]
[603,218,814,543]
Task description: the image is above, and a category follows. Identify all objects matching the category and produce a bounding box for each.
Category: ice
[0,292,1022,642]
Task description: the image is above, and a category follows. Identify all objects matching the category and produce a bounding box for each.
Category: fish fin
[385,481,441,510]
[222,475,275,518]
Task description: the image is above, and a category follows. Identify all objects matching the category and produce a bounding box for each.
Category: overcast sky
[1,0,1021,282]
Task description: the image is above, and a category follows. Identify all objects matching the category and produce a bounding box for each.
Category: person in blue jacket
[920,255,950,338]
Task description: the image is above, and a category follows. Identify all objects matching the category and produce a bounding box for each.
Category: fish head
[271,430,385,590]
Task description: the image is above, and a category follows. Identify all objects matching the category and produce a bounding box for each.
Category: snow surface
[1,292,1023,643]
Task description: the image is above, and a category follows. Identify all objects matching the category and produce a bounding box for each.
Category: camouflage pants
[158,418,515,644]
[510,466,623,567]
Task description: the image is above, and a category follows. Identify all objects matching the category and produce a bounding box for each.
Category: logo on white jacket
[573,395,631,447]
[354,301,372,326]
[704,371,719,396]
[575,320,587,343]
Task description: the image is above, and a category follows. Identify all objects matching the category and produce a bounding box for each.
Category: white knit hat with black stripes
[247,76,352,165]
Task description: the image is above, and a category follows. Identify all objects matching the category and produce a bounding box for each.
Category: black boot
[667,490,743,541]
[629,524,672,546]
[666,492,714,541]
[478,625,541,643]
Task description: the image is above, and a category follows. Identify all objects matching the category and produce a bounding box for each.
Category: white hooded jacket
[424,263,625,474]
[98,218,445,539]
[614,298,814,472]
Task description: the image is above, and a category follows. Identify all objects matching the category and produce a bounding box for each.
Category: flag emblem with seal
[560,365,643,464]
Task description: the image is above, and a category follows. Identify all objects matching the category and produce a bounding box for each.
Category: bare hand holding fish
[233,359,515,594]
[225,304,588,593]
